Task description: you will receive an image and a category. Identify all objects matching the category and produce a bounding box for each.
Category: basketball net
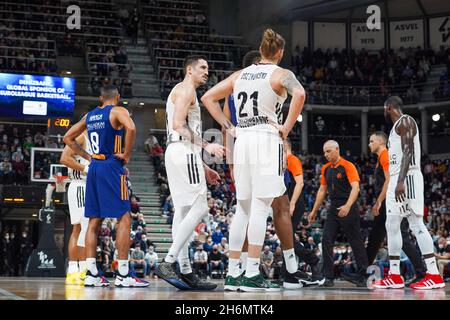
[53,172,69,193]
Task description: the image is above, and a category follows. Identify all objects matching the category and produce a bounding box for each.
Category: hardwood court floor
[0,277,448,300]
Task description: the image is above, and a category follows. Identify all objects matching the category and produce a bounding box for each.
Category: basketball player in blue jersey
[64,85,149,288]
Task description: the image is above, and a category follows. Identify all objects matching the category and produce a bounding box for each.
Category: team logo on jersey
[337,172,343,179]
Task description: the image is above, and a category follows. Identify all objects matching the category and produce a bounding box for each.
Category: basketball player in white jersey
[156,55,225,290]
[373,96,445,289]
[202,29,306,291]
[60,130,91,285]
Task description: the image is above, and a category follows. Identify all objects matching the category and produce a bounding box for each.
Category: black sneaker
[283,270,320,289]
[310,274,326,286]
[179,272,217,291]
[323,278,334,287]
[155,261,190,290]
[341,272,368,287]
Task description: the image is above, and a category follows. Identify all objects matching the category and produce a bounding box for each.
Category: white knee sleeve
[77,217,89,247]
[172,205,193,267]
[229,199,251,252]
[167,193,209,259]
[407,215,434,255]
[386,215,403,256]
[247,197,273,246]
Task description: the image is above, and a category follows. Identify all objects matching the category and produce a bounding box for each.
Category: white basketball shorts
[386,170,424,217]
[233,128,286,200]
[165,142,207,208]
[67,179,89,247]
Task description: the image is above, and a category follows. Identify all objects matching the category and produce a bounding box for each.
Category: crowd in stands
[0,124,64,185]
[0,0,135,97]
[291,45,448,106]
[143,0,248,99]
[147,128,450,281]
[0,123,449,280]
[0,227,33,276]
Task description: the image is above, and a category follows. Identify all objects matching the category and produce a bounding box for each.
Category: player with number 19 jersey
[84,104,130,219]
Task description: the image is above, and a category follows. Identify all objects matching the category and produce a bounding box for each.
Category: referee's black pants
[365,201,425,275]
[321,207,368,280]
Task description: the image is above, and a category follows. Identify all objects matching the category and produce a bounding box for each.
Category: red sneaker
[373,273,404,289]
[410,273,445,290]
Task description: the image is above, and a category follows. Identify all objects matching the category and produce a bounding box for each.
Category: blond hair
[260,28,285,60]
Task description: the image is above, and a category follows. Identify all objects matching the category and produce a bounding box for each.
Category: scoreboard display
[47,117,71,136]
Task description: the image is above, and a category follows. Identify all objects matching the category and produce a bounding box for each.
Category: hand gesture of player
[204,143,226,158]
[205,165,221,185]
[395,181,406,202]
[115,153,130,165]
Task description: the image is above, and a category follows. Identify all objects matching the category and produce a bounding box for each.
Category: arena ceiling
[281,0,450,22]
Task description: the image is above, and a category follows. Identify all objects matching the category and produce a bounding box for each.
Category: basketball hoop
[53,174,69,193]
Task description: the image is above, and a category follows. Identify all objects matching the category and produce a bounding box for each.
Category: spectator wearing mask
[130,196,140,221]
[435,237,450,277]
[260,246,275,279]
[130,244,147,276]
[144,246,158,278]
[211,226,224,245]
[209,244,224,278]
[0,157,14,184]
[193,245,209,278]
[203,237,214,254]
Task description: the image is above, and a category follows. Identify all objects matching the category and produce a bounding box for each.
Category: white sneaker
[115,273,150,288]
[84,271,110,287]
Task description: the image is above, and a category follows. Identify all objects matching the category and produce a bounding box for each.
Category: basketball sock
[179,257,192,275]
[228,258,241,278]
[166,194,208,260]
[424,257,439,275]
[240,252,248,273]
[283,248,297,274]
[86,258,98,276]
[389,259,400,275]
[68,261,78,274]
[245,257,260,278]
[118,260,129,276]
[407,215,438,274]
[78,260,87,271]
[164,254,176,264]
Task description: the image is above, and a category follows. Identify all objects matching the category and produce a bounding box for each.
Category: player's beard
[384,110,392,124]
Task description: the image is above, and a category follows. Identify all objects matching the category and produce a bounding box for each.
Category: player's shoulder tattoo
[280,70,302,95]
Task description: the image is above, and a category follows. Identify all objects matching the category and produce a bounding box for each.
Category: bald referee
[308,140,368,287]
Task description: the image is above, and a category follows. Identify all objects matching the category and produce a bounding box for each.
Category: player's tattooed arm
[60,134,87,172]
[395,116,416,202]
[280,70,303,95]
[177,123,209,148]
[397,116,416,183]
[63,116,91,161]
[279,70,306,138]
